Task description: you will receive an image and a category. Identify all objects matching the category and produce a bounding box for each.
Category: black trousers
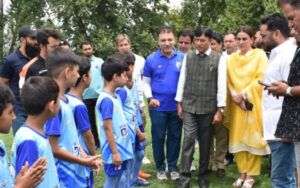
[83,98,100,147]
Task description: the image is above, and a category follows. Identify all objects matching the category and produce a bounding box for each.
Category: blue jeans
[150,110,182,172]
[12,112,27,136]
[132,149,145,185]
[268,141,296,188]
[119,159,133,188]
[104,173,123,188]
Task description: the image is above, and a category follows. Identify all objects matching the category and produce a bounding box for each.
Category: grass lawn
[0,109,272,188]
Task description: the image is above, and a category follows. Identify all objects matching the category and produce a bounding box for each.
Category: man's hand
[14,158,47,188]
[267,81,289,97]
[81,155,101,169]
[232,93,243,105]
[112,152,122,167]
[177,103,183,120]
[212,110,222,124]
[149,99,160,108]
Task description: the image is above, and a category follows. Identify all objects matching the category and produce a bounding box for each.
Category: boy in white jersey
[12,76,61,188]
[0,82,47,188]
[115,52,150,187]
[96,55,134,188]
[67,57,102,187]
[44,48,101,187]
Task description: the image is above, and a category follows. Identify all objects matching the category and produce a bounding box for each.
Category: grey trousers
[178,112,213,188]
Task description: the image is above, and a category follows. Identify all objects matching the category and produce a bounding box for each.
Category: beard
[25,43,40,59]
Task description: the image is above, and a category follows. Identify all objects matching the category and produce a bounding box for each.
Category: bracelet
[286,87,293,96]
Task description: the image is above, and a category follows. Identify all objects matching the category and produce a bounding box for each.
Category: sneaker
[135,179,150,186]
[170,171,180,180]
[190,162,196,172]
[139,171,152,179]
[157,171,168,180]
[142,156,151,164]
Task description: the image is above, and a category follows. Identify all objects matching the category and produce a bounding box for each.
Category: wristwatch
[147,97,153,103]
[218,107,225,113]
[286,87,293,96]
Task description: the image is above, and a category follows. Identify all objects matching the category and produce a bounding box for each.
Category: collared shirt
[263,39,297,141]
[143,48,184,111]
[175,47,227,107]
[0,48,29,114]
[83,55,104,100]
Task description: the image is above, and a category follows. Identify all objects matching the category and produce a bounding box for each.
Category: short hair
[79,41,92,49]
[116,34,131,45]
[177,29,194,42]
[114,52,135,66]
[224,32,236,39]
[101,56,129,82]
[75,57,91,86]
[59,40,70,47]
[21,76,59,115]
[46,47,80,78]
[212,31,224,44]
[236,25,255,38]
[18,25,37,39]
[194,26,213,38]
[261,13,290,38]
[0,83,15,116]
[37,28,61,46]
[158,26,174,36]
[278,0,300,9]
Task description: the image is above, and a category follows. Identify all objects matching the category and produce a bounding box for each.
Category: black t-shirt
[25,56,48,80]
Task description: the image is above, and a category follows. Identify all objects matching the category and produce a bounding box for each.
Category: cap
[18,25,37,39]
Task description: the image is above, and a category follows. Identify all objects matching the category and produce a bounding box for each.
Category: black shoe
[198,177,208,188]
[216,168,226,178]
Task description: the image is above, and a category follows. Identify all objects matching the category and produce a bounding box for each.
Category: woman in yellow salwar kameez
[226,26,270,188]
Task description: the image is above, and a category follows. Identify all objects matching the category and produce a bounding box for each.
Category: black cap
[18,25,37,39]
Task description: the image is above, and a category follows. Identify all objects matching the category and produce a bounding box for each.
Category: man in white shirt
[260,13,297,187]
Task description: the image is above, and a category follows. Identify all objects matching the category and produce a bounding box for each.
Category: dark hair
[194,26,213,38]
[261,13,290,38]
[0,83,15,116]
[114,52,135,66]
[212,31,224,44]
[75,57,91,86]
[59,40,70,47]
[101,56,129,82]
[21,76,59,115]
[224,32,236,39]
[79,41,92,49]
[46,47,80,78]
[37,28,61,46]
[18,25,37,39]
[278,0,300,9]
[158,26,174,36]
[177,29,194,42]
[236,25,255,38]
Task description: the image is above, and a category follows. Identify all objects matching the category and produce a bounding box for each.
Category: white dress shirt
[175,47,227,107]
[262,39,297,141]
[133,53,145,108]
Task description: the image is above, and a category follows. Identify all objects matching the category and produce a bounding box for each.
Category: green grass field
[0,110,272,188]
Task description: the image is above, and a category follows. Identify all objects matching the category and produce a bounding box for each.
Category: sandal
[232,178,245,187]
[242,179,255,188]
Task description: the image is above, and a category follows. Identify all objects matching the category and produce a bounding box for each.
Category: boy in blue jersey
[12,76,61,188]
[96,55,134,188]
[0,82,47,188]
[67,57,101,187]
[115,52,150,187]
[44,48,101,188]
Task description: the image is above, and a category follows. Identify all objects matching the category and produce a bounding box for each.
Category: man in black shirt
[22,28,61,84]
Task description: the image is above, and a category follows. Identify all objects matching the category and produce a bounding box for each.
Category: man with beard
[23,28,61,80]
[260,12,297,188]
[80,40,104,149]
[0,25,38,135]
[267,0,300,185]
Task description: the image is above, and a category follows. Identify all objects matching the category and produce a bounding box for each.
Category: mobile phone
[245,100,253,111]
[258,80,272,87]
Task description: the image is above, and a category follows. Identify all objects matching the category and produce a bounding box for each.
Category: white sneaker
[142,156,151,164]
[157,171,168,180]
[170,171,180,180]
[190,163,196,172]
